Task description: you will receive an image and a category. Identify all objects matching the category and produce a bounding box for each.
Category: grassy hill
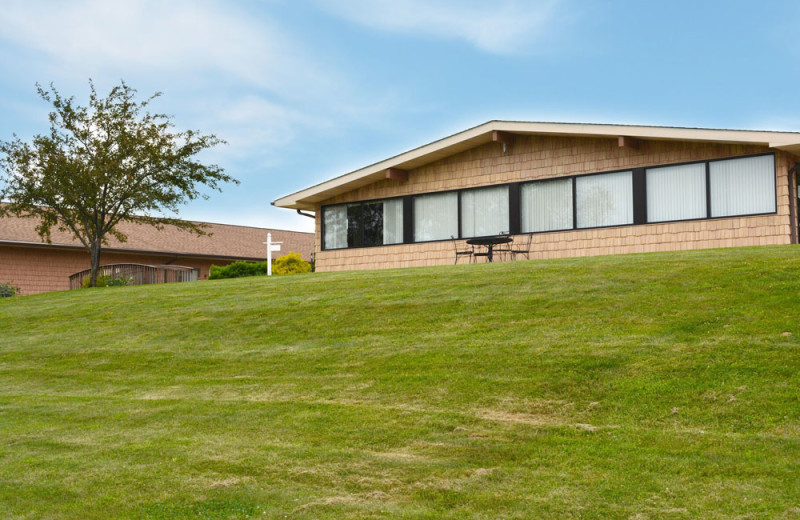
[1,246,799,519]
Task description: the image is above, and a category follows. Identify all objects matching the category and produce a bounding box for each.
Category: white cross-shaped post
[262,232,282,276]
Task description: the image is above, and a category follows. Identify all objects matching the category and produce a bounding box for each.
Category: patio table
[466,236,512,263]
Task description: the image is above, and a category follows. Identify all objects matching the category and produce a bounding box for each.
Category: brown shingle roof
[0,212,314,261]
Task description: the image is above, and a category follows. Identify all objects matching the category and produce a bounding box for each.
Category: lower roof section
[0,240,269,263]
[0,213,314,261]
[272,120,800,210]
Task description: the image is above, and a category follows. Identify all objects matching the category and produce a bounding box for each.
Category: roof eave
[272,121,800,210]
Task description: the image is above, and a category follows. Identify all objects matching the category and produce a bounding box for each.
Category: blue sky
[1,0,799,232]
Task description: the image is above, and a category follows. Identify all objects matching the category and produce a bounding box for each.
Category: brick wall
[314,135,796,271]
[0,245,242,295]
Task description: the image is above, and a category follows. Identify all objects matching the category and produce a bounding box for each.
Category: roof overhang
[272,120,800,211]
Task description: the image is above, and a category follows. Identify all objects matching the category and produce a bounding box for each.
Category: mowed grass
[1,246,800,519]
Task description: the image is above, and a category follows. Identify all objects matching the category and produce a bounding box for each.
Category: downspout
[295,209,316,271]
[788,162,800,244]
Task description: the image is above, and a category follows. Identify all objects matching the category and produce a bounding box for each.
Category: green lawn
[1,246,800,519]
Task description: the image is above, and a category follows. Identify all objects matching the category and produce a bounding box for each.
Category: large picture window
[461,185,509,237]
[646,163,707,222]
[414,192,458,241]
[521,178,573,232]
[323,199,403,249]
[709,155,776,217]
[576,171,633,228]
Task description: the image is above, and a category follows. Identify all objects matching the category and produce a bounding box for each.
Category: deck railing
[69,264,199,289]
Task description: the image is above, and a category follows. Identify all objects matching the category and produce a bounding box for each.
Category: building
[273,121,800,272]
[0,214,314,295]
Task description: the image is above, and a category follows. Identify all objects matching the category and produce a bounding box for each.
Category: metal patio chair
[509,233,533,261]
[451,235,474,264]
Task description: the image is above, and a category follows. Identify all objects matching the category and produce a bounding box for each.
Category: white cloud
[0,0,387,168]
[0,0,360,229]
[316,0,567,54]
[197,95,332,166]
[0,0,339,101]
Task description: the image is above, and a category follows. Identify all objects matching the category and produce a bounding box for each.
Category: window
[646,163,707,222]
[521,178,573,232]
[380,199,404,245]
[323,204,347,249]
[576,171,633,228]
[414,192,458,241]
[709,155,775,217]
[461,185,509,237]
[323,199,403,249]
[346,203,362,247]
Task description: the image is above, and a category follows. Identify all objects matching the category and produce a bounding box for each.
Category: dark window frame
[640,161,708,224]
[458,183,512,238]
[412,190,460,243]
[573,169,636,230]
[518,176,575,234]
[707,153,778,219]
[643,152,777,225]
[320,152,778,250]
[321,196,406,250]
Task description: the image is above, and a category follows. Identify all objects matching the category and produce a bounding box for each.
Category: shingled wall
[314,135,796,271]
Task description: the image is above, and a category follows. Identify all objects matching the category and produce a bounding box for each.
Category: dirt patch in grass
[474,408,607,432]
[369,449,432,462]
[294,491,392,512]
[476,408,563,426]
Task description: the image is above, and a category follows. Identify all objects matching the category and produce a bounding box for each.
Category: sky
[1,0,799,233]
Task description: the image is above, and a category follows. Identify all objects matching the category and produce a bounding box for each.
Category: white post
[267,233,273,276]
[263,233,282,277]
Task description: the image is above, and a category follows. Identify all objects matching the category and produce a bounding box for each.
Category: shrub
[106,276,133,287]
[209,254,311,280]
[273,252,311,275]
[81,274,110,288]
[209,261,268,280]
[0,282,19,298]
[81,274,133,288]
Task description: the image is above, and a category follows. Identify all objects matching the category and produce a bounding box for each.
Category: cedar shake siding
[0,216,314,295]
[273,122,800,272]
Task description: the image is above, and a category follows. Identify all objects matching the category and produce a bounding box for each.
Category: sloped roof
[272,120,800,210]
[0,212,314,260]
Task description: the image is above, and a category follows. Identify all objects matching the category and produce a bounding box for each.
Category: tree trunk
[89,242,102,287]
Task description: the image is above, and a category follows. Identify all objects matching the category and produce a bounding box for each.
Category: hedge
[209,253,311,280]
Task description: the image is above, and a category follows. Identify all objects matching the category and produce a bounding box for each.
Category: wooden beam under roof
[385,168,409,181]
[492,130,516,153]
[618,135,640,150]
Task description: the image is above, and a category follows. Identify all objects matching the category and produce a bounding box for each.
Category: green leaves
[0,80,238,286]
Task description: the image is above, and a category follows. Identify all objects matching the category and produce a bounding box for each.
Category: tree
[0,80,238,287]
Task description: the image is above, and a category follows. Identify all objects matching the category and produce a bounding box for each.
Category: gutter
[789,162,800,245]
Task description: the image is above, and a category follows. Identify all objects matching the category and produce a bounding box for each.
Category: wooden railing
[69,264,199,290]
